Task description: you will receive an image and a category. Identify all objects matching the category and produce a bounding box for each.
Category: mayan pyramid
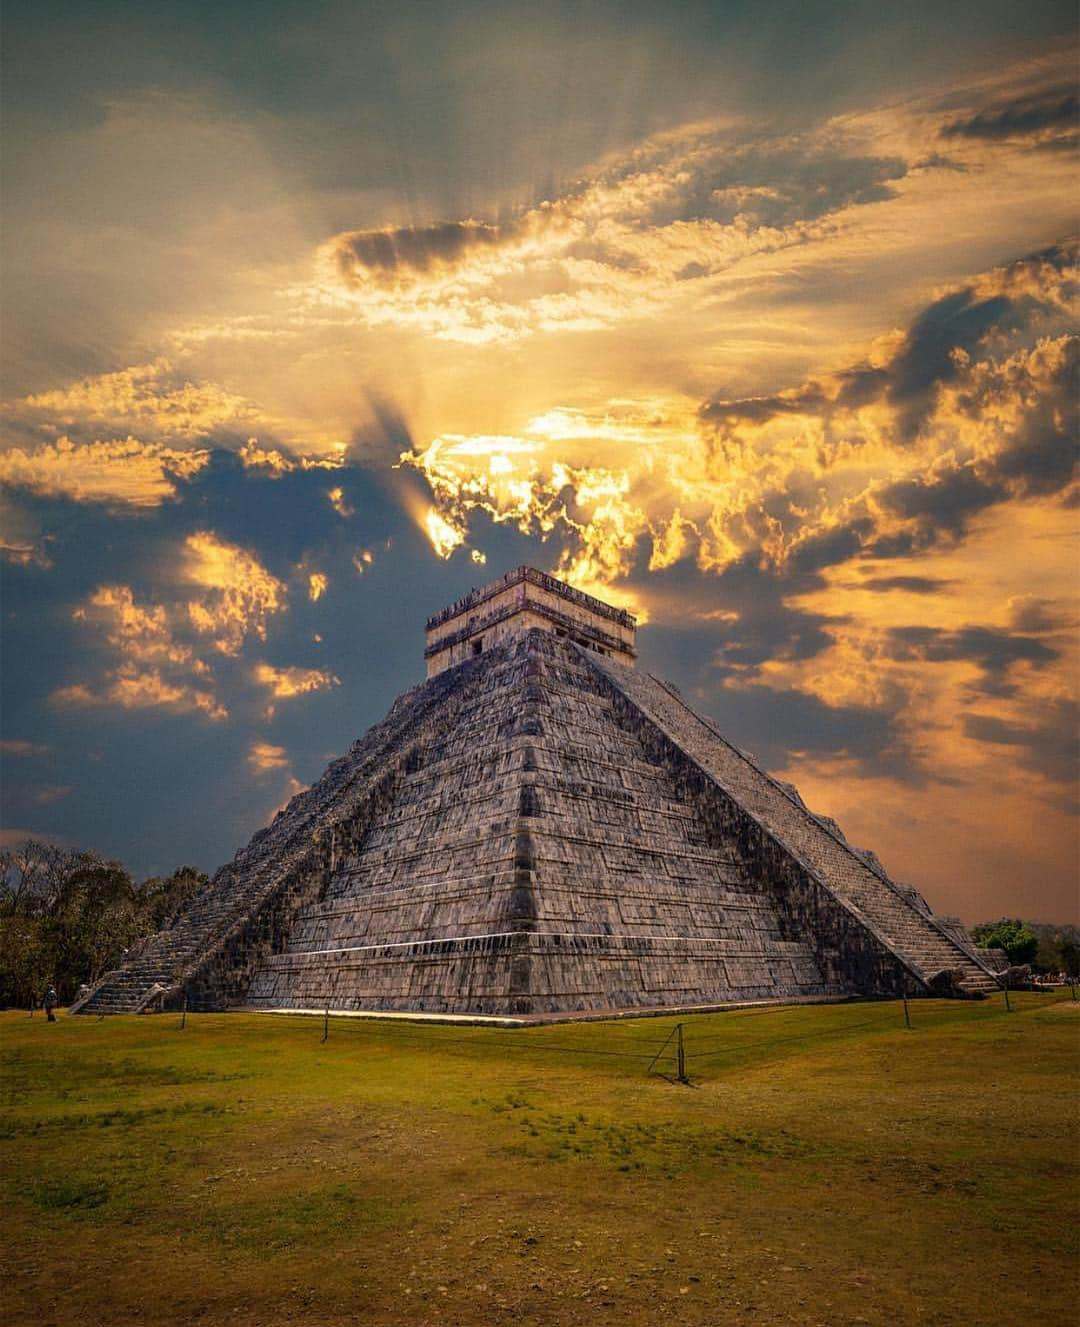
[73,566,999,1018]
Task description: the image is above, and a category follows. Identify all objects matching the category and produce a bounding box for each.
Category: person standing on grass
[44,985,58,1022]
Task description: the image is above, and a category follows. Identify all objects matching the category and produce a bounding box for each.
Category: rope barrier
[687,1014,899,1064]
[160,991,1050,1081]
[310,1014,663,1061]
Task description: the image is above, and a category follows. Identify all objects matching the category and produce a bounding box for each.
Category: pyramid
[73,567,999,1018]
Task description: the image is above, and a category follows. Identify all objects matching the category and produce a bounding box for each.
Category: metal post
[903,992,911,1029]
[180,997,187,1031]
[322,1007,330,1043]
[1003,979,1012,1013]
[676,1023,688,1084]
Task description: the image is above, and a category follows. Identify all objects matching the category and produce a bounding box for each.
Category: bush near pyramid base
[74,622,998,1018]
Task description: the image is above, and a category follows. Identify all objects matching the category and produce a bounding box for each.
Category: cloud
[0,437,210,507]
[78,585,199,670]
[1006,595,1071,634]
[0,739,50,757]
[327,220,526,292]
[11,358,260,442]
[300,115,914,345]
[280,52,1075,362]
[247,740,289,773]
[941,87,1078,143]
[326,486,354,517]
[856,575,953,594]
[882,624,1057,691]
[961,701,1079,785]
[251,663,339,700]
[183,531,287,655]
[52,670,227,721]
[399,239,1077,610]
[239,439,344,475]
[61,582,227,718]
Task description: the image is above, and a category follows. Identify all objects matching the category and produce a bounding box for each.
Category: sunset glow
[1,2,1076,923]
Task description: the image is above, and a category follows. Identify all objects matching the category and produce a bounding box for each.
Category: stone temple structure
[73,566,998,1018]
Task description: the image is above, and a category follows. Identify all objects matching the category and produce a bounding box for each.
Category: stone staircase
[72,658,488,1015]
[584,652,999,997]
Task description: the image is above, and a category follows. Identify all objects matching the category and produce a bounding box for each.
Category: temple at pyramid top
[424,565,637,677]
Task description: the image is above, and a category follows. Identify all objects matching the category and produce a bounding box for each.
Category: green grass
[2,993,1077,1326]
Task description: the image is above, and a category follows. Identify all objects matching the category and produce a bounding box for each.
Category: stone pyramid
[74,567,998,1018]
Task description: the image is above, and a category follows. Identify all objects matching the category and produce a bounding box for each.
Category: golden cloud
[239,439,345,474]
[60,582,227,719]
[248,740,290,773]
[52,670,227,721]
[326,486,354,517]
[79,585,199,670]
[0,437,209,507]
[17,358,258,441]
[183,532,286,655]
[251,662,339,699]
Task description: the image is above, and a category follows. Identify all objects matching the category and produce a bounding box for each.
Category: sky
[1,0,1077,924]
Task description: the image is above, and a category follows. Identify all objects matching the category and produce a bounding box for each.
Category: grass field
[3,993,1077,1326]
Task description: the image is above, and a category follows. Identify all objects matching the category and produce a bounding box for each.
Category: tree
[139,867,207,930]
[0,842,209,1007]
[971,918,1040,966]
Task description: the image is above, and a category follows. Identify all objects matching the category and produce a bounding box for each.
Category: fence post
[1003,977,1012,1013]
[646,1024,678,1080]
[902,991,911,1029]
[676,1023,688,1084]
[322,1007,330,1043]
[180,996,187,1031]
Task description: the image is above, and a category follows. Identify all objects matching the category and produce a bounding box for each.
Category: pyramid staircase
[70,659,491,1015]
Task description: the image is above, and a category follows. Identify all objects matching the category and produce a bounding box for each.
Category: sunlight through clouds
[2,14,1075,918]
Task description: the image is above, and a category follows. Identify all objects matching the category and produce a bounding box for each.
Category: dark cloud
[942,87,1078,141]
[834,366,889,410]
[703,241,1076,446]
[884,624,1057,696]
[878,464,1006,537]
[887,289,1024,438]
[330,221,515,288]
[702,148,909,229]
[701,365,889,428]
[787,520,873,573]
[1007,596,1069,634]
[856,575,953,594]
[701,384,827,426]
[962,701,1079,785]
[990,337,1079,495]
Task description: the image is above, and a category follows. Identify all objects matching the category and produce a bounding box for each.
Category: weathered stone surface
[74,569,997,1018]
[425,565,636,676]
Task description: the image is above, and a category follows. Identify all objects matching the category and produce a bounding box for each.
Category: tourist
[44,985,58,1022]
